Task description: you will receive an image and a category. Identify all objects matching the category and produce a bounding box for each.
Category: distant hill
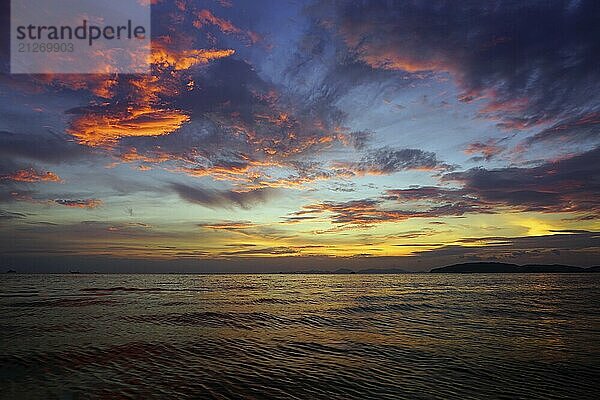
[332,268,355,274]
[280,267,408,274]
[430,262,597,273]
[279,263,597,274]
[357,268,409,274]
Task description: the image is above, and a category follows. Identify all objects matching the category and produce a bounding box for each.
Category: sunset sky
[0,0,599,272]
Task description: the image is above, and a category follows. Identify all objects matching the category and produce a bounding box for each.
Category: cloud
[280,215,320,224]
[194,9,241,34]
[331,1,600,130]
[464,139,505,161]
[382,186,493,215]
[66,103,191,148]
[1,2,364,193]
[333,147,452,175]
[65,42,235,148]
[292,193,486,229]
[54,199,102,209]
[193,9,261,44]
[292,146,600,228]
[0,168,62,183]
[345,130,373,150]
[101,55,353,190]
[443,146,600,214]
[0,209,26,221]
[170,182,277,209]
[414,231,600,264]
[221,246,299,256]
[175,58,346,156]
[151,42,236,71]
[198,220,257,231]
[0,220,176,259]
[523,112,600,148]
[0,130,92,165]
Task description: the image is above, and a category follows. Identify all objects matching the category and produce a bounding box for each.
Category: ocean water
[1,273,599,399]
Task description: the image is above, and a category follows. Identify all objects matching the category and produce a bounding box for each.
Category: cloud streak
[334,147,452,175]
[444,147,600,214]
[171,182,277,209]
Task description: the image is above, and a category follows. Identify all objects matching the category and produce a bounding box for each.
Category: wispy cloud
[333,147,453,175]
[332,1,600,131]
[171,182,277,209]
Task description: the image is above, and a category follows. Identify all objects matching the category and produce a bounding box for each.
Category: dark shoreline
[4,262,600,275]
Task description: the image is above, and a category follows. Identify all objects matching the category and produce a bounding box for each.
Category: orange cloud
[54,199,102,209]
[116,147,176,167]
[68,106,190,148]
[464,139,505,161]
[361,52,448,74]
[151,42,235,70]
[194,9,241,34]
[66,42,234,147]
[1,169,63,183]
[193,9,261,45]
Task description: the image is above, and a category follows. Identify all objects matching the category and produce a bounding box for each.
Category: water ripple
[1,273,598,399]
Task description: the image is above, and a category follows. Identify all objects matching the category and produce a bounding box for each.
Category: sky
[0,0,599,272]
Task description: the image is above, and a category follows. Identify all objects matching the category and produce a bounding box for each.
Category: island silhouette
[279,263,599,274]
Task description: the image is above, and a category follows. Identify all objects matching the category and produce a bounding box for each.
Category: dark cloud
[347,130,373,150]
[464,139,506,162]
[294,194,487,229]
[105,56,352,189]
[0,188,35,204]
[286,5,408,111]
[0,209,26,221]
[221,246,299,256]
[523,112,600,147]
[1,1,598,271]
[384,187,466,202]
[0,130,92,164]
[171,182,277,209]
[0,220,179,260]
[173,57,346,159]
[416,232,600,263]
[332,0,600,130]
[335,147,452,175]
[176,58,269,121]
[563,214,598,222]
[384,186,493,215]
[295,146,600,229]
[197,220,257,231]
[549,229,592,234]
[198,221,254,228]
[443,146,600,213]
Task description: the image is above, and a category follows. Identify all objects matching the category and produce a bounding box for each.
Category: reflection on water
[1,273,599,399]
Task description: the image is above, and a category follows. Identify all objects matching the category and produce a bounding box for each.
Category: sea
[1,273,599,399]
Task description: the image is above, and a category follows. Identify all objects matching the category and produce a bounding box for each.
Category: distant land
[430,262,600,273]
[277,263,600,274]
[5,264,600,274]
[278,268,410,275]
